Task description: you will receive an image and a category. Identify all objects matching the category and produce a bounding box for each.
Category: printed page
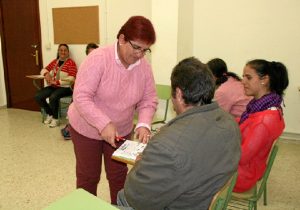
[112,140,147,165]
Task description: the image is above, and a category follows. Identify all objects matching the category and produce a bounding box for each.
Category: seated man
[117,57,241,210]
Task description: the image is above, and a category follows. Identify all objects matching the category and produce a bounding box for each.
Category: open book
[112,140,147,165]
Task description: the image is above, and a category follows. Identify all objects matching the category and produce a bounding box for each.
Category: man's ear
[176,87,184,103]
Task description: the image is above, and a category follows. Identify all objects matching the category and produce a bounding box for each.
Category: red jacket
[234,108,284,192]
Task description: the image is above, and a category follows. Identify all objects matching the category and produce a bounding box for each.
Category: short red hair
[117,16,156,45]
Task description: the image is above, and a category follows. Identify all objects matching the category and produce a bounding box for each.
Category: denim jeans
[34,86,72,119]
[117,189,135,210]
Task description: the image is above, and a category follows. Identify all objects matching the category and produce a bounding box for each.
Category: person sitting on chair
[35,44,77,128]
[233,59,289,192]
[117,57,241,210]
[207,58,252,118]
[61,42,99,139]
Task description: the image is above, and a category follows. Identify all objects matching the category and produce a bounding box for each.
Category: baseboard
[280,132,300,141]
[0,105,7,109]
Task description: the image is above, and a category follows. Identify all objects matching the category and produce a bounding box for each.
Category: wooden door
[0,0,43,111]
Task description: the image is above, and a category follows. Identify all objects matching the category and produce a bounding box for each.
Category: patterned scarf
[239,92,282,124]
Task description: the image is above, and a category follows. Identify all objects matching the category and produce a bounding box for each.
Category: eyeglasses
[128,40,151,55]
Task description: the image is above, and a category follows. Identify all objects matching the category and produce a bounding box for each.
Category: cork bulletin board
[52,6,99,44]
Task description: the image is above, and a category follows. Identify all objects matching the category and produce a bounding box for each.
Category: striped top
[41,58,77,87]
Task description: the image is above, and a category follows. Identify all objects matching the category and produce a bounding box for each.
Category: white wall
[177,0,194,61]
[151,0,179,86]
[193,0,300,135]
[39,0,106,69]
[38,0,153,73]
[105,0,151,44]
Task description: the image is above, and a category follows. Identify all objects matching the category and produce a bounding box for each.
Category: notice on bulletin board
[52,6,99,44]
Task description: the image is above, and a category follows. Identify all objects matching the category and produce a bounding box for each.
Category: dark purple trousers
[70,126,129,204]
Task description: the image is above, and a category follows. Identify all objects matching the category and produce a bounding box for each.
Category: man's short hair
[171,57,215,105]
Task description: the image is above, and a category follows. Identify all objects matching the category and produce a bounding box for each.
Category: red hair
[117,16,156,45]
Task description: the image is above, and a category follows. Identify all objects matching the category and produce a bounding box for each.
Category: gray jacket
[124,102,241,210]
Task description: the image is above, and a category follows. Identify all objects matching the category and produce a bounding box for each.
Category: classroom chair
[151,84,171,125]
[209,172,238,210]
[41,95,72,123]
[227,143,279,210]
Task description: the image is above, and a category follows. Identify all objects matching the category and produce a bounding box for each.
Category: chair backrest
[156,84,171,100]
[256,142,279,199]
[209,172,238,210]
[152,84,171,125]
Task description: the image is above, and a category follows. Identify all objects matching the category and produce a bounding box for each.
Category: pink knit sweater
[215,77,252,118]
[68,44,158,140]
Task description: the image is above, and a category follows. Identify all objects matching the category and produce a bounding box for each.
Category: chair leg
[41,108,46,122]
[263,183,267,205]
[249,201,254,210]
[254,201,257,210]
[58,101,62,120]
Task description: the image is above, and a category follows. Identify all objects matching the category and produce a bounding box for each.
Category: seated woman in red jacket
[234,59,289,192]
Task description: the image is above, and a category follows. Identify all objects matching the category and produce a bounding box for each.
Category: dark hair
[56,44,69,59]
[207,58,241,86]
[85,43,99,55]
[246,59,289,96]
[171,57,215,106]
[117,16,156,45]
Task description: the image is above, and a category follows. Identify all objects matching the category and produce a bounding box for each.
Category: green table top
[43,189,118,210]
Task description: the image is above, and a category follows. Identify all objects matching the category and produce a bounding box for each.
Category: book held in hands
[112,140,147,165]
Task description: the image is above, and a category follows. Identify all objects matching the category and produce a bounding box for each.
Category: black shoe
[61,126,71,140]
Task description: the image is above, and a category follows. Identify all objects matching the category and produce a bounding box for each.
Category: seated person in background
[85,42,99,55]
[35,44,77,128]
[234,59,289,192]
[207,58,252,118]
[117,57,241,210]
[61,42,99,139]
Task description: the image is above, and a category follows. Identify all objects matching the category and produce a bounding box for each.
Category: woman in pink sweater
[234,59,289,192]
[68,16,158,204]
[207,58,252,118]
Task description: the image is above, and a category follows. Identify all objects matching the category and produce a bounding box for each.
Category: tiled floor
[0,108,299,210]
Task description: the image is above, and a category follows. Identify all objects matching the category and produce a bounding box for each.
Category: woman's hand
[100,122,117,148]
[135,154,142,162]
[48,79,58,85]
[135,127,151,144]
[44,72,52,84]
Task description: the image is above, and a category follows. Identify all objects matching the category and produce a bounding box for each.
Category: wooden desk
[43,189,118,210]
[26,75,44,90]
